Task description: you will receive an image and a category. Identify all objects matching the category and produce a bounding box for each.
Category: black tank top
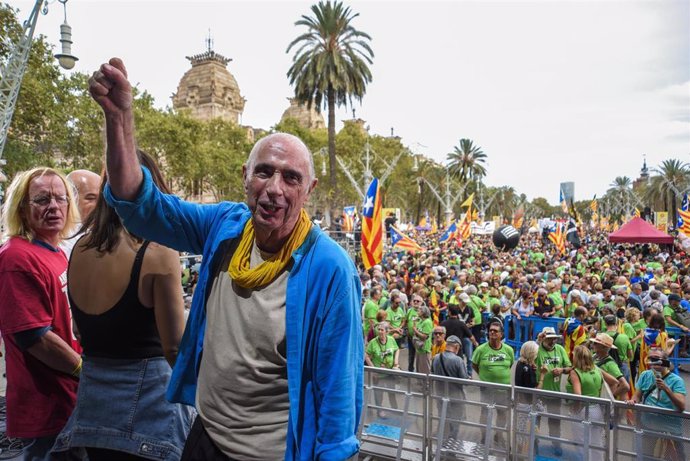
[69,241,164,359]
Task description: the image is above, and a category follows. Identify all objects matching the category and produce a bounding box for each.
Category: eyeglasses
[30,194,68,207]
[488,329,502,334]
[433,332,444,336]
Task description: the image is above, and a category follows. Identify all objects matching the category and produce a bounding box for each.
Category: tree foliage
[286,0,374,207]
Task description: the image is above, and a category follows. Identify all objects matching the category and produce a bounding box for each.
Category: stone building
[172,49,246,124]
[279,98,326,130]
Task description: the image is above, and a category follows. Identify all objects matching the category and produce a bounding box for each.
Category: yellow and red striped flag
[458,209,472,240]
[361,178,383,269]
[678,208,690,235]
[548,223,566,255]
[389,226,424,253]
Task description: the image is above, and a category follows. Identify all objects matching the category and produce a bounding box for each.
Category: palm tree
[286,1,374,208]
[646,159,690,225]
[447,139,487,186]
[607,176,634,218]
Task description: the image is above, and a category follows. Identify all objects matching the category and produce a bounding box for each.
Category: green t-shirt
[623,322,637,349]
[630,319,646,348]
[596,356,623,380]
[663,305,679,327]
[536,344,571,391]
[472,342,514,384]
[362,299,379,336]
[567,368,603,397]
[386,306,406,329]
[486,297,501,312]
[406,307,419,335]
[417,318,434,353]
[366,335,399,368]
[548,292,564,307]
[469,295,485,324]
[605,330,632,362]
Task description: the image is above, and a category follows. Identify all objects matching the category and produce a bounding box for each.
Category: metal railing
[359,366,690,461]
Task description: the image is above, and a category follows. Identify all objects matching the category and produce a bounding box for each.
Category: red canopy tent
[608,217,674,244]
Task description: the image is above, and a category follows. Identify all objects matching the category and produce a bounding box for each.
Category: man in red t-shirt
[0,167,83,460]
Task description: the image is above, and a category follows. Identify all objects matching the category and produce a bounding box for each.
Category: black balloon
[493,225,520,251]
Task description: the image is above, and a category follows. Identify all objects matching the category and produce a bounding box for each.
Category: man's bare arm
[27,331,81,375]
[88,57,142,200]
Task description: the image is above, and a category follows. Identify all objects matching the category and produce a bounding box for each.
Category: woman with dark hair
[52,151,194,461]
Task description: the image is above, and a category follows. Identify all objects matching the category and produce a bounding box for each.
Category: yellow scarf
[228,209,312,288]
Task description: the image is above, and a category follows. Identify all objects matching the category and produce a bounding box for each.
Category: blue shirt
[105,167,363,460]
[636,369,686,434]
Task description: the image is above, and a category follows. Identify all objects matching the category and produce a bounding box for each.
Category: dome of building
[280,98,326,130]
[172,49,246,123]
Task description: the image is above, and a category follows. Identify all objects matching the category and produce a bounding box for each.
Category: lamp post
[0,0,77,199]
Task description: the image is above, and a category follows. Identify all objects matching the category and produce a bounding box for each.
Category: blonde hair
[572,345,595,372]
[519,341,539,366]
[2,167,80,242]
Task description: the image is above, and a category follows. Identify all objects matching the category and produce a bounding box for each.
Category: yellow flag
[459,193,474,209]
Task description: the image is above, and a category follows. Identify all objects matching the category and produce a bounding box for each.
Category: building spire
[206,29,214,52]
[641,153,649,178]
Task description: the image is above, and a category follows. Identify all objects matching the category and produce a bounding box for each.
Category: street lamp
[0,0,79,186]
[54,1,78,70]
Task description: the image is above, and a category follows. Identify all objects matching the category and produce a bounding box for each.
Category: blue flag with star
[678,193,689,228]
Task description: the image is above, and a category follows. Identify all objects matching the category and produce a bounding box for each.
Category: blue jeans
[53,356,195,460]
[462,338,474,370]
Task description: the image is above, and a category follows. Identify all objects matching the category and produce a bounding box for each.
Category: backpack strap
[439,353,450,376]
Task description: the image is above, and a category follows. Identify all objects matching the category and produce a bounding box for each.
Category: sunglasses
[489,329,502,333]
[433,332,444,336]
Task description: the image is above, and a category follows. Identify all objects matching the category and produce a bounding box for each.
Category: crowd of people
[360,228,689,456]
[0,56,689,461]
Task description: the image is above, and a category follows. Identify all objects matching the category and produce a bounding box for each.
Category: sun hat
[540,326,560,339]
[589,333,617,349]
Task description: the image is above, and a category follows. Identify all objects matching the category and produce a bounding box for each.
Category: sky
[11,0,690,204]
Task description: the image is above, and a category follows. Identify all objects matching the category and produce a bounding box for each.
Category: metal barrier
[359,366,690,461]
[428,374,511,461]
[612,400,690,461]
[512,386,612,461]
[359,367,426,461]
[667,326,690,375]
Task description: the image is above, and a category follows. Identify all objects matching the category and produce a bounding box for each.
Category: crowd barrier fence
[358,366,690,461]
[499,315,690,375]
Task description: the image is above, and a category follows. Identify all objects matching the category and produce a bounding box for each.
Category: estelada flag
[361,178,383,270]
[343,206,356,231]
[678,208,690,235]
[548,224,566,255]
[439,221,458,243]
[678,193,689,228]
[389,226,424,254]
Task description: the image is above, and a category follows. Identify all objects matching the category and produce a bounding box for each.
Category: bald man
[66,169,101,220]
[61,169,100,256]
[89,58,362,461]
